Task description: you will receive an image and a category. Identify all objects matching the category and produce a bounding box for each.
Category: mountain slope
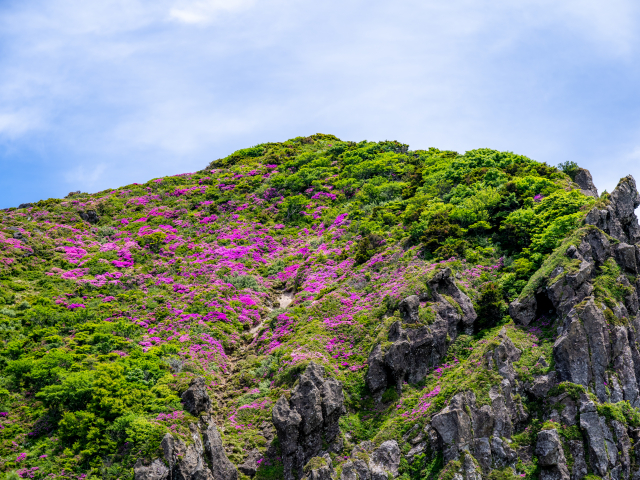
[0,134,633,480]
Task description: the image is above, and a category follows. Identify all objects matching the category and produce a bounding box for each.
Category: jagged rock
[493,329,521,383]
[460,452,482,480]
[574,168,599,198]
[470,437,492,472]
[579,394,614,477]
[364,345,388,394]
[527,372,558,399]
[490,436,517,468]
[182,377,212,416]
[536,429,565,466]
[614,243,638,274]
[426,268,477,331]
[398,295,420,323]
[554,299,611,402]
[368,441,400,480]
[302,456,334,480]
[339,457,370,480]
[238,449,261,477]
[161,432,212,480]
[17,203,33,209]
[366,275,476,395]
[508,294,537,326]
[585,175,640,244]
[612,420,632,480]
[79,210,100,224]
[134,458,170,480]
[568,441,587,480]
[535,430,570,480]
[272,362,345,480]
[202,422,238,480]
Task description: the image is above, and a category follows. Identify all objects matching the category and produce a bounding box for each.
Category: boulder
[508,295,537,326]
[536,429,565,466]
[368,441,400,480]
[366,276,477,395]
[398,295,420,323]
[574,168,599,198]
[79,210,100,224]
[182,377,212,416]
[426,268,477,330]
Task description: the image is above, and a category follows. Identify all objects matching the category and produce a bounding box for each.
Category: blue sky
[2,0,640,207]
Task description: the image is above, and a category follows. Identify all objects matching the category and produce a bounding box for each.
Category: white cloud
[169,0,256,24]
[64,164,107,187]
[0,111,40,138]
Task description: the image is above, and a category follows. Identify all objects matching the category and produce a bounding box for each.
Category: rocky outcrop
[133,459,170,480]
[203,422,238,480]
[337,441,400,480]
[134,417,237,480]
[585,175,640,244]
[426,267,477,332]
[368,441,401,480]
[79,210,100,224]
[574,168,599,198]
[182,377,212,416]
[536,429,570,480]
[430,382,525,468]
[509,176,640,328]
[365,268,476,397]
[272,362,346,480]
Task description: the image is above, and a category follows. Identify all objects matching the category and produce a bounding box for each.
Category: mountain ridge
[0,134,636,480]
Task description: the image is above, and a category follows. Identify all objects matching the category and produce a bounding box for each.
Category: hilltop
[0,134,637,480]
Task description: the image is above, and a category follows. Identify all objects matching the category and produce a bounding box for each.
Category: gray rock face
[302,456,334,480]
[272,362,346,480]
[135,418,235,480]
[431,382,526,466]
[238,449,262,477]
[536,429,565,467]
[569,441,587,480]
[508,294,537,326]
[182,377,212,416]
[366,269,476,396]
[398,295,420,323]
[134,458,170,480]
[574,168,599,198]
[426,268,477,331]
[202,422,239,480]
[368,441,400,480]
[579,394,615,477]
[586,175,640,244]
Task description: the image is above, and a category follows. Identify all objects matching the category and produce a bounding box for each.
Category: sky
[2,0,640,207]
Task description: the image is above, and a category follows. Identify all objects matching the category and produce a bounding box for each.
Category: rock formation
[574,167,599,198]
[135,378,236,480]
[365,268,476,397]
[272,362,346,480]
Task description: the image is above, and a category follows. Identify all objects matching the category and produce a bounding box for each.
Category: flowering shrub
[0,135,591,479]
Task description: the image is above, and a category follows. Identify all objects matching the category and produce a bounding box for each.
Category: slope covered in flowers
[0,134,595,479]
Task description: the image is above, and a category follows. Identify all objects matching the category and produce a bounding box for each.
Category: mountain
[0,134,636,480]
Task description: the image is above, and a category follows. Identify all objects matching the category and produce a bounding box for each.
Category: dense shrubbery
[0,135,594,478]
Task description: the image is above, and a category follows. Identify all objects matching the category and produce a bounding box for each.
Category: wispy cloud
[64,164,107,188]
[0,111,40,137]
[169,0,257,24]
[1,0,640,207]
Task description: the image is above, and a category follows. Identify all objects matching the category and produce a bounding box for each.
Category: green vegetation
[0,134,630,479]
